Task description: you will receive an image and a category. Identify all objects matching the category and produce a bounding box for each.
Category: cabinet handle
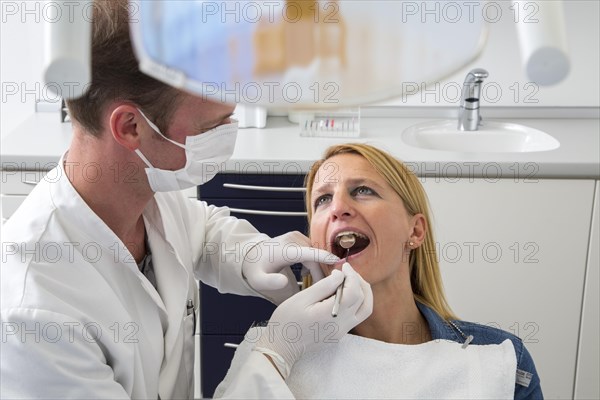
[229,208,307,217]
[224,343,239,349]
[23,180,39,186]
[223,183,306,193]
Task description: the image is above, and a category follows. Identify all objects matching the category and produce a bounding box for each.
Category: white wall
[1,1,599,140]
[376,0,600,108]
[1,0,46,139]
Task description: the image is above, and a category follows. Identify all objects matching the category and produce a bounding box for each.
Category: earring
[408,241,414,247]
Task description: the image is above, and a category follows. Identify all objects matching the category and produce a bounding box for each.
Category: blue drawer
[200,283,275,335]
[204,198,308,236]
[199,173,307,200]
[198,173,308,398]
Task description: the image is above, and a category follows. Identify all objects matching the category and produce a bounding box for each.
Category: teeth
[335,231,367,241]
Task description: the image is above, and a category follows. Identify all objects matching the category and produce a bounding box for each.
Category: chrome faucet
[458,68,489,131]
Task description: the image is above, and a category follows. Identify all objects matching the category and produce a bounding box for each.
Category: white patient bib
[286,333,517,399]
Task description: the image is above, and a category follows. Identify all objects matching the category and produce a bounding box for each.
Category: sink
[401,120,560,153]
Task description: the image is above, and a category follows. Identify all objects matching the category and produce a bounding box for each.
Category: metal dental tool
[332,234,356,317]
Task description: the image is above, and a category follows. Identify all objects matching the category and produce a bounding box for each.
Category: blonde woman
[216,143,542,399]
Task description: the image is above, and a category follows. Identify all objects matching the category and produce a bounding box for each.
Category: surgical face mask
[135,109,238,192]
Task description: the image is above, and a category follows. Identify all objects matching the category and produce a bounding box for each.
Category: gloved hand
[252,262,373,379]
[242,231,337,304]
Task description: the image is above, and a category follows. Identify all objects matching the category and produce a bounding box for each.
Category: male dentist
[0,0,372,398]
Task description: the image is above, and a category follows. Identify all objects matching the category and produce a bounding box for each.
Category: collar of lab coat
[52,153,194,347]
[53,153,166,295]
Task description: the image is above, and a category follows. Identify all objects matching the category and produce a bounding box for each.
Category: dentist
[0,1,372,399]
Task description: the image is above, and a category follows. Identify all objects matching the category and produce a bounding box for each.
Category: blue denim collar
[416,301,462,343]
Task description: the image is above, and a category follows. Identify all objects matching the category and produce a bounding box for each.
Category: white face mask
[135,109,238,192]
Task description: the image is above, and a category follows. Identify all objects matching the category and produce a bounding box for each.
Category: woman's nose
[330,193,354,221]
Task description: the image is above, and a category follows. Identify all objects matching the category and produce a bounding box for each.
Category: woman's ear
[109,104,143,151]
[409,213,427,248]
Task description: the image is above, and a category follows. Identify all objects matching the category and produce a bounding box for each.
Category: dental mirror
[332,234,355,317]
[339,235,356,255]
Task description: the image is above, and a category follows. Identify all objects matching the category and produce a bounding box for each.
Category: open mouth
[331,231,371,259]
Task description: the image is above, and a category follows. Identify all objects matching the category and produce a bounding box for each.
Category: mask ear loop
[134,149,155,168]
[137,109,187,150]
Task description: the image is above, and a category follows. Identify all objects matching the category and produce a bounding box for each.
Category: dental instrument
[332,234,356,317]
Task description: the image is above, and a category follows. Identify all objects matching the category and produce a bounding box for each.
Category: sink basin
[401,120,560,153]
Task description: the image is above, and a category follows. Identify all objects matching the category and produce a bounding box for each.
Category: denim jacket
[417,302,543,399]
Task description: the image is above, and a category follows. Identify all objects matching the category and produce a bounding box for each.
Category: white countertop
[2,108,599,179]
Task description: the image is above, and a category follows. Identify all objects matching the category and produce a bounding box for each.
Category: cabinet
[574,182,599,399]
[1,168,50,223]
[197,173,307,398]
[422,178,596,399]
[0,166,197,223]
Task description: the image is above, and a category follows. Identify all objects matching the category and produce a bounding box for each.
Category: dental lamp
[43,1,570,109]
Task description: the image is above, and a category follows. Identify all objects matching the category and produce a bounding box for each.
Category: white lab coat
[0,157,284,399]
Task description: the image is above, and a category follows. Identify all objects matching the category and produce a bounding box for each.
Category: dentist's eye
[199,124,220,133]
[314,194,331,209]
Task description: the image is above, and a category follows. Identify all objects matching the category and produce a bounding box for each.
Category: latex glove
[242,231,337,304]
[253,262,373,378]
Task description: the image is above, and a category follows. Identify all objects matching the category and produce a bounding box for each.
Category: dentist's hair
[65,0,181,137]
[305,143,456,321]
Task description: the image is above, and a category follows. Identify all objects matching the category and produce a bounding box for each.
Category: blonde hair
[305,143,457,320]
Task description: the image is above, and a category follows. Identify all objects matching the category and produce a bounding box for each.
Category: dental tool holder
[298,109,360,138]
